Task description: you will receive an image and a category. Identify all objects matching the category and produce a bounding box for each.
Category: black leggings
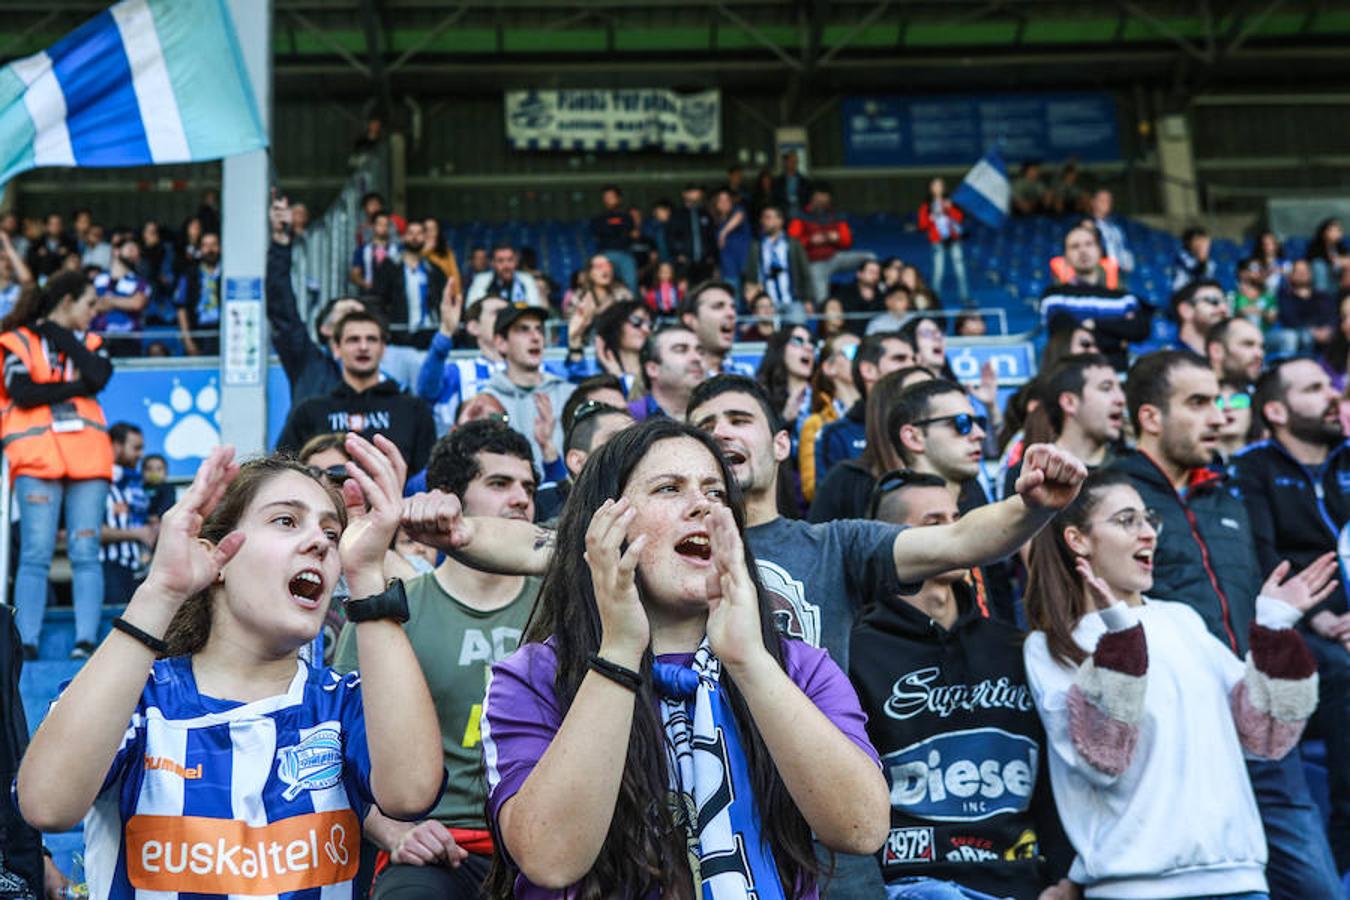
[370,854,491,899]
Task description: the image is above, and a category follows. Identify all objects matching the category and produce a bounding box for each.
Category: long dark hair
[1024,469,1134,667]
[489,419,818,899]
[163,457,345,657]
[0,270,87,333]
[756,325,812,423]
[1307,218,1345,263]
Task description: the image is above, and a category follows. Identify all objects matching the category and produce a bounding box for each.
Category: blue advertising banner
[101,363,291,479]
[843,93,1120,167]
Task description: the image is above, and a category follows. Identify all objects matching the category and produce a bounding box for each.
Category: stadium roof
[3,1,1348,97]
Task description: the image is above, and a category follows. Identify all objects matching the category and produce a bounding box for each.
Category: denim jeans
[815,846,885,899]
[1096,894,1266,900]
[885,877,1008,899]
[930,240,971,305]
[14,475,108,647]
[1305,629,1350,871]
[1246,752,1343,900]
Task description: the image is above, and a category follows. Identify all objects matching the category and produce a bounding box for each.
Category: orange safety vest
[0,326,112,483]
[1049,255,1120,290]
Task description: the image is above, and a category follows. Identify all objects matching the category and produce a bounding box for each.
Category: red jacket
[788,206,853,263]
[917,199,964,244]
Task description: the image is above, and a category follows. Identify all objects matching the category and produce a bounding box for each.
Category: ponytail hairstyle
[487,418,818,899]
[1,270,89,333]
[162,457,346,657]
[1024,469,1135,667]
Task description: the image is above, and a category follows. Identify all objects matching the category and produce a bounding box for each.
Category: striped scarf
[654,641,785,900]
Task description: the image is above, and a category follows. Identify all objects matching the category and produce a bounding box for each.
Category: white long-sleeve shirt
[1024,597,1302,899]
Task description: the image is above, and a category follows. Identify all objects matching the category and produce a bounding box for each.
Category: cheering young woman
[479,418,889,898]
[1023,470,1328,900]
[18,435,444,899]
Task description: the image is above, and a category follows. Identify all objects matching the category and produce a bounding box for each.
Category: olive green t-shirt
[333,570,541,827]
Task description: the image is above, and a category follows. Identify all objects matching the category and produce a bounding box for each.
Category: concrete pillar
[219,0,272,456]
[1156,113,1201,227]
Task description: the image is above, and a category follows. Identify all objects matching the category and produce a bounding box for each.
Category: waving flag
[952,146,1010,229]
[0,0,266,185]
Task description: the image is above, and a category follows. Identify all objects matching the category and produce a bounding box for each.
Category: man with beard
[1205,316,1265,390]
[1109,350,1344,900]
[1171,279,1232,356]
[336,419,542,899]
[375,219,447,348]
[275,309,438,472]
[851,473,1073,899]
[399,373,1089,900]
[173,231,222,355]
[1234,357,1350,874]
[466,242,542,308]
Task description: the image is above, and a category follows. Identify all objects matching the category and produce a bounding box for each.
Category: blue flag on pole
[952,147,1010,229]
[0,0,266,185]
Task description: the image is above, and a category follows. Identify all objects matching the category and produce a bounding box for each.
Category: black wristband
[112,617,169,655]
[587,653,642,692]
[343,579,410,624]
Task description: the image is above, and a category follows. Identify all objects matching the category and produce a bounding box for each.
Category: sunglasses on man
[911,412,988,436]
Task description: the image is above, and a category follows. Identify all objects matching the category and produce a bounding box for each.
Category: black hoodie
[275,378,437,473]
[849,581,1060,898]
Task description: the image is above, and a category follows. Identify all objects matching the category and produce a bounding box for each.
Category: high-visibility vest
[0,326,112,483]
[1049,255,1120,290]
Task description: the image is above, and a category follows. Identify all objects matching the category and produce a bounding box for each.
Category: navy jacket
[815,399,866,481]
[1231,439,1350,616]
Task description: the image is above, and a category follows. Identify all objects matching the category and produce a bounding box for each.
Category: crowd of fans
[8,160,1350,900]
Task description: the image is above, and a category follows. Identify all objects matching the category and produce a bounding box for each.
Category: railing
[288,142,390,336]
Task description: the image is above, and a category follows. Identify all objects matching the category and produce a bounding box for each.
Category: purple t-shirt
[481,638,880,899]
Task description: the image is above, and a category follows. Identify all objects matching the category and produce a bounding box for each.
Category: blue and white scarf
[759,236,794,309]
[654,641,786,900]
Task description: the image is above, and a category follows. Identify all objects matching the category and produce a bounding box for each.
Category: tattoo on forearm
[532,527,556,553]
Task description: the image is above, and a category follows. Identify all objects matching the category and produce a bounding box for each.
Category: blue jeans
[1305,630,1350,871]
[885,878,1007,899]
[815,847,885,899]
[1246,752,1343,900]
[14,476,108,647]
[930,240,970,304]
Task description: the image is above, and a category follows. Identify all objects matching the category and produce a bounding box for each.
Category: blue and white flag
[0,0,266,185]
[952,146,1010,229]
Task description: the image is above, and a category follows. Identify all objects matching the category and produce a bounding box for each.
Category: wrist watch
[343,579,410,623]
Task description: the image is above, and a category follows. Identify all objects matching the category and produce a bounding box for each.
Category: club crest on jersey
[277,727,344,800]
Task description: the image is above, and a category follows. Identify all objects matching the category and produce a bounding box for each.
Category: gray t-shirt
[746,516,911,672]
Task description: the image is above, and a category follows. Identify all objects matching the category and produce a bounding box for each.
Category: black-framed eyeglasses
[1093,508,1163,536]
[911,412,987,436]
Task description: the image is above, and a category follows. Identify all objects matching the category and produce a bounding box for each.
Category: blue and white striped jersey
[81,656,375,899]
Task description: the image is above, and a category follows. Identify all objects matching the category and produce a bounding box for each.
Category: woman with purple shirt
[480,418,888,898]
